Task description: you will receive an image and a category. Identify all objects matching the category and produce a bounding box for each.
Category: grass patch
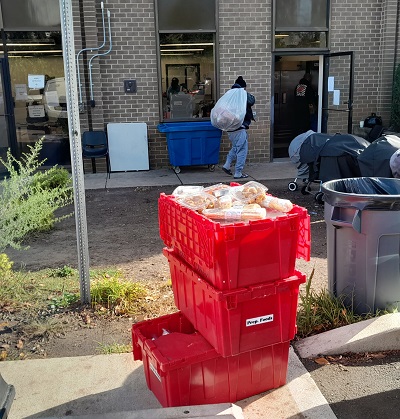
[96,342,132,355]
[0,266,80,312]
[90,270,147,315]
[296,268,384,338]
[0,265,146,315]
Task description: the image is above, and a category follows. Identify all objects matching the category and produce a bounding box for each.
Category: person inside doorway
[293,73,317,136]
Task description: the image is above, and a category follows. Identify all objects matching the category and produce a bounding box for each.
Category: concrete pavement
[0,348,336,419]
[1,160,399,418]
[82,160,299,190]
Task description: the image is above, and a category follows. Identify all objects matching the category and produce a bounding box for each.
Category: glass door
[322,51,354,134]
[0,57,17,176]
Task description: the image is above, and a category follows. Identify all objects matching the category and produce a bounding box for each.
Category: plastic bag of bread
[172,185,204,197]
[177,192,217,212]
[204,183,231,197]
[214,194,233,209]
[202,206,267,221]
[260,195,293,213]
[230,181,269,204]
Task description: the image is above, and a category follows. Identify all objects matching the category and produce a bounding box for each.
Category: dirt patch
[2,179,327,360]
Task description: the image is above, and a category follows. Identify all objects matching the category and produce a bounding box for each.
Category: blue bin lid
[157,121,220,133]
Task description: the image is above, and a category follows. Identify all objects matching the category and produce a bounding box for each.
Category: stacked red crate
[132,190,310,407]
[132,311,290,407]
[158,193,310,289]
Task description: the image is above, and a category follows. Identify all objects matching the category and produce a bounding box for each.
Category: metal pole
[59,0,91,303]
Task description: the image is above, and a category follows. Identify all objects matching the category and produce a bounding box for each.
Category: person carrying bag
[212,76,255,179]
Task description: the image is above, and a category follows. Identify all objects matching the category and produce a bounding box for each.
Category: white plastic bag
[210,88,247,131]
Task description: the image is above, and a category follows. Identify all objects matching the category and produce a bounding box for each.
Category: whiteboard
[107,123,149,171]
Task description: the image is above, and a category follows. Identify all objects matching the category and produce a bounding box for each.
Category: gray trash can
[321,177,400,314]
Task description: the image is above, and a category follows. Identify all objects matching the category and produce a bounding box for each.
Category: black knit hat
[235,76,246,88]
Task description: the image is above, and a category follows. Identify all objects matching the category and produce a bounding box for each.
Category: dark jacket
[231,83,255,129]
[294,78,315,106]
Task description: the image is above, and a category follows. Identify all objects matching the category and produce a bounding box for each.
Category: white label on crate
[246,314,274,327]
[150,362,162,382]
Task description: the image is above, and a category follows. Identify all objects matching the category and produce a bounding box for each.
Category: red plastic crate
[158,193,310,290]
[163,247,305,357]
[132,311,290,407]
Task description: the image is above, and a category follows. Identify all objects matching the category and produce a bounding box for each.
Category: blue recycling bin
[157,121,222,173]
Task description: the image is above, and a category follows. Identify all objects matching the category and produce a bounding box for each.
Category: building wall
[218,0,272,163]
[329,0,399,129]
[72,0,400,171]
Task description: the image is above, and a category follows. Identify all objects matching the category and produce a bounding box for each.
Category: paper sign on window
[328,77,334,92]
[15,84,28,100]
[333,90,340,106]
[28,105,45,118]
[28,74,45,89]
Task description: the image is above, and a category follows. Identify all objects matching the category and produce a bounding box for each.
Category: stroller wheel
[315,192,324,204]
[301,185,311,195]
[288,182,298,192]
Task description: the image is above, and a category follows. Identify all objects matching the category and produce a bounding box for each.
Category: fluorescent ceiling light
[161,48,204,52]
[275,34,289,38]
[7,42,56,46]
[160,43,213,47]
[161,53,193,56]
[7,50,63,54]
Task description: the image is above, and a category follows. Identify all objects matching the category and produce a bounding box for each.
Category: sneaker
[222,167,233,176]
[234,173,249,179]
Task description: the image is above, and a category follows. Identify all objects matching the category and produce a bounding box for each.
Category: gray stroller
[288,132,370,203]
[287,130,314,191]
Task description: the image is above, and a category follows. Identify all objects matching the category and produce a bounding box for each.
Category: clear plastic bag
[203,183,231,197]
[172,185,204,197]
[210,88,247,131]
[260,196,293,213]
[230,181,269,204]
[202,206,267,221]
[177,192,217,212]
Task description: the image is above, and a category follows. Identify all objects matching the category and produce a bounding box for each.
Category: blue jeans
[223,129,248,177]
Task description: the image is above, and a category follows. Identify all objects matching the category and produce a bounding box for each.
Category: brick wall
[72,0,400,172]
[330,0,398,129]
[218,0,272,163]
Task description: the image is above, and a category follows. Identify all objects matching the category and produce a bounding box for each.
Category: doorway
[272,55,320,158]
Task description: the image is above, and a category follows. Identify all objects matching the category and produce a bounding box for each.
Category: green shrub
[0,138,73,251]
[31,166,72,194]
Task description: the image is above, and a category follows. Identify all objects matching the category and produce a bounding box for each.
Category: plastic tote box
[157,122,222,173]
[322,177,400,314]
[132,311,290,407]
[163,248,306,357]
[159,193,310,290]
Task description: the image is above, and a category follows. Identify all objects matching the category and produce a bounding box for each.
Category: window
[274,0,330,50]
[156,0,217,121]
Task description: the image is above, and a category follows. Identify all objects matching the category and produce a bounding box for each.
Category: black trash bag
[322,177,400,210]
[358,135,400,177]
[299,133,370,183]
